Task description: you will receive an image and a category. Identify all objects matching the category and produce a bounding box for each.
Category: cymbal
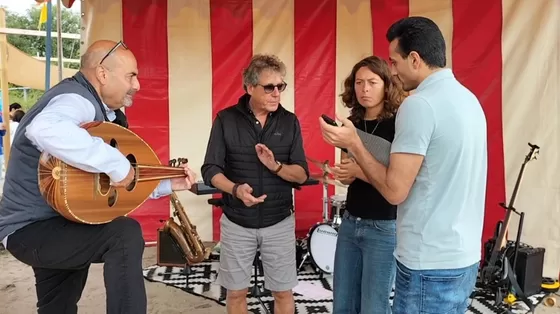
[309,173,347,188]
[306,156,347,188]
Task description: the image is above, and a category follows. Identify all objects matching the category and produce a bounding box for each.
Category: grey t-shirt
[391,69,488,270]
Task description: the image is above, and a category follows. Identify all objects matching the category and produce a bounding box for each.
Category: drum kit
[296,159,348,276]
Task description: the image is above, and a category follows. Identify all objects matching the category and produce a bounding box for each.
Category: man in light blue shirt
[0,40,196,314]
[320,16,487,314]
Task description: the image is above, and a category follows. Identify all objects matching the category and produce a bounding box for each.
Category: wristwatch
[272,161,283,174]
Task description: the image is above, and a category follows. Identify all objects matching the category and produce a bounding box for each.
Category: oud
[38,121,187,224]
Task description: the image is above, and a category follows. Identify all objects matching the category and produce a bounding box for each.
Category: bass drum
[307,223,338,273]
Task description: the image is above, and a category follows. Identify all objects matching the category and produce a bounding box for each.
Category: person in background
[9,102,22,119]
[330,56,406,314]
[0,102,25,150]
[0,112,5,179]
[10,109,26,146]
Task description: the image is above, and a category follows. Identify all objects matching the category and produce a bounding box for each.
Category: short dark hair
[386,16,446,68]
[9,103,22,111]
[12,109,25,123]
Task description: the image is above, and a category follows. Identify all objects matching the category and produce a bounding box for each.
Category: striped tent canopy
[71,0,557,276]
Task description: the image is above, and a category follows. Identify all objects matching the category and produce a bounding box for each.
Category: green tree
[6,5,81,67]
[2,5,81,111]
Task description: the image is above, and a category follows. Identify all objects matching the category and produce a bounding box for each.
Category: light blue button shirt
[390,69,488,270]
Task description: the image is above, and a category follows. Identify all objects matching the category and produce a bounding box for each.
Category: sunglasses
[100,40,128,64]
[258,82,287,94]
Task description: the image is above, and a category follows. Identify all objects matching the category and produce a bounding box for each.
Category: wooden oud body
[38,121,163,224]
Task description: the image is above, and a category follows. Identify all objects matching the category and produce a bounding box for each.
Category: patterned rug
[142,255,545,314]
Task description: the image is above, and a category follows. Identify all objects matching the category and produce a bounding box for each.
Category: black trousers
[6,216,146,314]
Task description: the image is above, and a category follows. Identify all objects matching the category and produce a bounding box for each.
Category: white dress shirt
[9,121,19,146]
[1,93,172,248]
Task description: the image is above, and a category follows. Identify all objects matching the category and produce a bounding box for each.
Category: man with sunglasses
[202,54,309,314]
[0,40,195,314]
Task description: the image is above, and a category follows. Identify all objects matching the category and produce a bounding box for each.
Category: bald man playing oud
[0,40,195,314]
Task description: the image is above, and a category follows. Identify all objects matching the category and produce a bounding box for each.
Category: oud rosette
[37,152,65,211]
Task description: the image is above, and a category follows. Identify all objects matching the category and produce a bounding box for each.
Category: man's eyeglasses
[258,82,287,94]
[100,40,128,64]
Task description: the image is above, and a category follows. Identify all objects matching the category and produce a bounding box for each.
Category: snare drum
[307,223,338,273]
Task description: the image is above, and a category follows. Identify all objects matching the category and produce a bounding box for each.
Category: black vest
[0,72,127,240]
[210,94,301,228]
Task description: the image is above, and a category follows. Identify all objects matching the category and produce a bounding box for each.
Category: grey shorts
[216,213,297,292]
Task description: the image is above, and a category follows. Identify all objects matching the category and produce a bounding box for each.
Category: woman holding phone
[331,56,406,314]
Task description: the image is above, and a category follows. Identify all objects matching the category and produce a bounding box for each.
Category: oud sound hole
[98,174,111,195]
[108,188,117,207]
[98,138,118,195]
[109,138,118,148]
[125,154,137,191]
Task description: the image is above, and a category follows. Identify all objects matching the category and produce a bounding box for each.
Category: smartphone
[321,114,338,127]
[321,114,348,153]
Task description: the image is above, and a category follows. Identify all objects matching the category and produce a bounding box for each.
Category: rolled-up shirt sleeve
[289,118,310,179]
[201,115,227,187]
[26,93,132,182]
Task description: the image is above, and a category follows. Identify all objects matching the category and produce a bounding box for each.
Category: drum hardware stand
[158,262,192,290]
[473,143,539,313]
[250,250,272,314]
[297,160,333,274]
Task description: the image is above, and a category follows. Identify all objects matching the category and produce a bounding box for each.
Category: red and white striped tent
[50,0,559,277]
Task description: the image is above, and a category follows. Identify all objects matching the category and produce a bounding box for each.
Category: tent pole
[44,0,53,90]
[56,0,63,82]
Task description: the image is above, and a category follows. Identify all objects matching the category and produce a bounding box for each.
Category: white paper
[293,281,332,300]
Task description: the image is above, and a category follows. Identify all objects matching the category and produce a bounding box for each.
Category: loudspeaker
[156,228,187,267]
[507,242,546,296]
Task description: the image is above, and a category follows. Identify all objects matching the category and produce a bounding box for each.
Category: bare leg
[273,290,295,314]
[226,288,249,314]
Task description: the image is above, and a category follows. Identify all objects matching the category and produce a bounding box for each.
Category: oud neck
[136,164,186,182]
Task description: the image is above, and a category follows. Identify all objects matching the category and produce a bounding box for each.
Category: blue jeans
[332,212,396,314]
[392,260,479,314]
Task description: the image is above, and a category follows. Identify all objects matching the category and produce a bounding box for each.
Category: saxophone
[162,191,212,265]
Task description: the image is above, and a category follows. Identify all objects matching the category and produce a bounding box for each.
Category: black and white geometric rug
[142,255,546,314]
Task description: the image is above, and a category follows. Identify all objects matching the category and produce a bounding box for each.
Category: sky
[0,0,80,15]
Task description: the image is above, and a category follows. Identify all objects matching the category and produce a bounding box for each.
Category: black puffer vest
[215,94,302,228]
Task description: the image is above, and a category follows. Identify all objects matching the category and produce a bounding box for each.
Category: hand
[235,183,267,207]
[0,123,5,130]
[332,158,358,182]
[319,114,360,150]
[171,163,197,191]
[111,165,135,187]
[255,143,278,171]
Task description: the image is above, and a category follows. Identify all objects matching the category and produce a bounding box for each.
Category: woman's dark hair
[12,109,25,123]
[340,56,407,123]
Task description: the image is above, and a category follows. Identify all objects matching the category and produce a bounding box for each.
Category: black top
[344,116,397,220]
[201,93,310,229]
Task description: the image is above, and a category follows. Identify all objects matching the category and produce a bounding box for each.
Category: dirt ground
[0,246,225,314]
[1,246,559,314]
